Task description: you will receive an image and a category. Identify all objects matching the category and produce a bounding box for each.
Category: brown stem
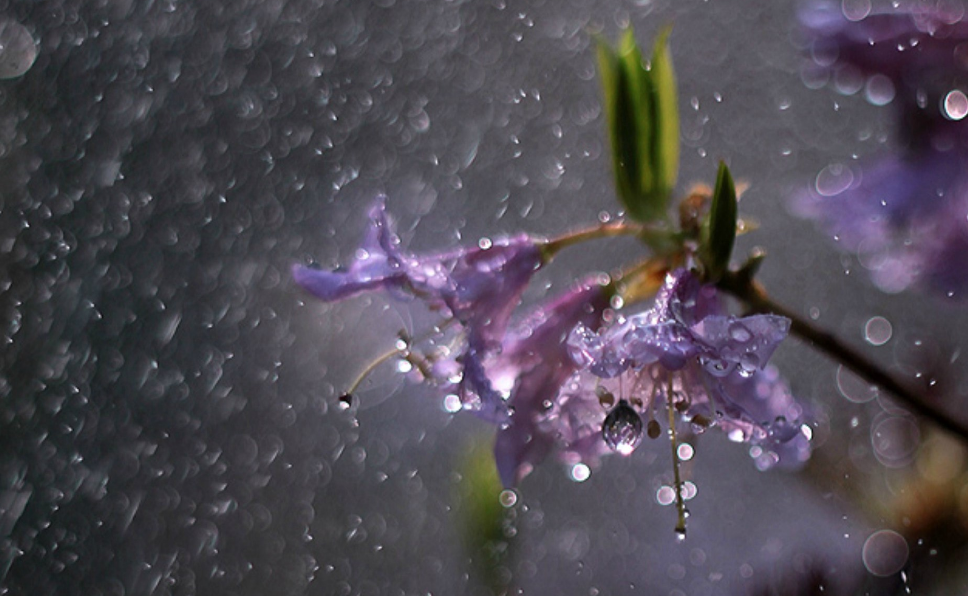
[542,221,645,257]
[718,271,968,441]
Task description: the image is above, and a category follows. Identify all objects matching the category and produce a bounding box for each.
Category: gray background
[1,0,966,594]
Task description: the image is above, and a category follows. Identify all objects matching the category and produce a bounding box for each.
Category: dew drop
[338,394,353,410]
[602,400,644,455]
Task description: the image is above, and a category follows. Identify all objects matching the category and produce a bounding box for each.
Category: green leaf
[597,27,680,224]
[648,26,679,204]
[704,161,738,282]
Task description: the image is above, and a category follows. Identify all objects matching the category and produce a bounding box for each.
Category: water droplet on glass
[602,400,644,455]
[677,443,694,461]
[647,419,662,439]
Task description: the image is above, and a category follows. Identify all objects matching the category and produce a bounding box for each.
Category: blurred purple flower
[796,4,968,296]
[566,269,811,471]
[292,196,545,351]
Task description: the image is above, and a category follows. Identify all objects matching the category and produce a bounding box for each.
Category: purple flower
[565,269,811,470]
[463,281,612,487]
[796,4,968,296]
[292,197,545,351]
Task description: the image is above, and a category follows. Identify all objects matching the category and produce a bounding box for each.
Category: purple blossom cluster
[796,3,968,296]
[294,199,812,487]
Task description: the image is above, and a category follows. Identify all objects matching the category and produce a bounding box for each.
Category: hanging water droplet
[338,394,353,410]
[602,399,644,455]
[647,419,662,439]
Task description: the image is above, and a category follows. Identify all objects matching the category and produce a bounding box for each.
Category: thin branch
[542,221,645,257]
[718,271,968,441]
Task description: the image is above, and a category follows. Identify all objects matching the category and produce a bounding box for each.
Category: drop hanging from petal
[602,399,644,455]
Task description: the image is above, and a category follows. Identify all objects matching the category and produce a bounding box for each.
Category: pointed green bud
[702,161,738,282]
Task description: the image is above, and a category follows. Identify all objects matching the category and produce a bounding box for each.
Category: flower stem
[542,221,645,258]
[718,271,968,441]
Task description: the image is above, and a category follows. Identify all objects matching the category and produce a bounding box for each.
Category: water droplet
[702,358,731,378]
[677,443,694,461]
[842,0,872,21]
[338,394,353,410]
[656,485,676,506]
[865,74,895,106]
[729,323,752,343]
[569,463,590,482]
[944,90,968,120]
[837,365,878,403]
[602,400,644,455]
[862,530,909,576]
[443,394,462,413]
[0,20,37,79]
[647,419,662,439]
[864,316,893,346]
[675,527,687,542]
[815,163,854,197]
[499,489,518,507]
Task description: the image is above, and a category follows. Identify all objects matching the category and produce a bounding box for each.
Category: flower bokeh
[795,3,968,296]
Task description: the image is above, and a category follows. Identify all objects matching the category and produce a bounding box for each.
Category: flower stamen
[666,374,688,540]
